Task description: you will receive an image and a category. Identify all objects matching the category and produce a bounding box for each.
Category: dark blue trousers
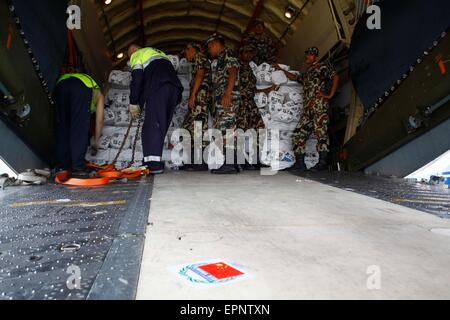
[54,78,91,171]
[142,83,182,166]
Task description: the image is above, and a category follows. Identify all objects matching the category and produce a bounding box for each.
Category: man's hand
[221,93,232,109]
[319,92,333,100]
[272,64,282,71]
[90,137,99,157]
[272,64,298,82]
[270,84,280,92]
[188,95,196,111]
[129,104,141,120]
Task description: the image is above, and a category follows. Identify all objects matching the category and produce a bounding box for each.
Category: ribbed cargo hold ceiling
[96,0,316,56]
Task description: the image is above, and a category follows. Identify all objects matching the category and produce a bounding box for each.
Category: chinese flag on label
[199,262,244,280]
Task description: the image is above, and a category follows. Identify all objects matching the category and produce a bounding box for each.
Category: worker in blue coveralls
[127,44,183,174]
[53,73,105,176]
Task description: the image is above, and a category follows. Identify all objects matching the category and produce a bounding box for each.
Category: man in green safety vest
[53,73,105,175]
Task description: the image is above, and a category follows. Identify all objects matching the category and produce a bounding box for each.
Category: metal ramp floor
[0,177,154,300]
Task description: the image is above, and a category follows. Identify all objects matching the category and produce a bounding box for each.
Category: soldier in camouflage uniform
[181,43,212,171]
[237,45,267,170]
[275,47,339,172]
[237,45,265,131]
[242,20,279,66]
[206,34,241,174]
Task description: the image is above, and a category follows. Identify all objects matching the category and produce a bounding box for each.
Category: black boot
[182,163,209,172]
[287,154,307,173]
[242,152,260,171]
[242,161,260,171]
[147,161,165,174]
[310,152,329,172]
[180,148,208,172]
[211,164,239,174]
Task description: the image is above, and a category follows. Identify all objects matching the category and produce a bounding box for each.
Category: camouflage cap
[305,46,320,56]
[185,42,202,51]
[205,33,225,46]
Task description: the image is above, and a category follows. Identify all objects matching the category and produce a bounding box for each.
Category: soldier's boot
[211,164,239,175]
[182,161,209,172]
[287,154,307,173]
[240,150,259,171]
[234,151,244,173]
[310,152,329,172]
[183,163,209,172]
[243,161,260,171]
[181,148,208,172]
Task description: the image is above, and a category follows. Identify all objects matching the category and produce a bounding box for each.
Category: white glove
[129,104,141,120]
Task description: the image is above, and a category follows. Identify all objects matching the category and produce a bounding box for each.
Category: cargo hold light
[285,6,296,19]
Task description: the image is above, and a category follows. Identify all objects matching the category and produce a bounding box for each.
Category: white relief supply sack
[288,92,303,104]
[256,71,273,86]
[108,70,132,87]
[178,58,193,75]
[114,110,132,127]
[98,136,111,150]
[258,63,273,73]
[104,108,116,126]
[107,89,130,106]
[271,70,288,86]
[305,138,320,169]
[269,102,283,115]
[110,133,131,150]
[85,149,111,166]
[167,55,180,72]
[272,151,296,171]
[250,61,258,76]
[268,91,285,105]
[254,92,268,108]
[110,102,129,113]
[178,75,191,91]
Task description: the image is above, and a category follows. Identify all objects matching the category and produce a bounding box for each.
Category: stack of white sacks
[86,58,319,171]
[84,70,143,169]
[163,56,192,167]
[252,62,319,170]
[86,55,192,169]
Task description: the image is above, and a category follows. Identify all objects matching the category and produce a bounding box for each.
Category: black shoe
[182,163,209,172]
[211,164,239,174]
[242,163,260,171]
[287,155,307,173]
[71,168,93,178]
[147,161,165,174]
[310,152,329,172]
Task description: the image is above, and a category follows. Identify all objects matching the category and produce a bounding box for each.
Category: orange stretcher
[55,164,150,187]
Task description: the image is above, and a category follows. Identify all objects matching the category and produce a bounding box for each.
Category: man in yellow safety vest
[127,45,183,174]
